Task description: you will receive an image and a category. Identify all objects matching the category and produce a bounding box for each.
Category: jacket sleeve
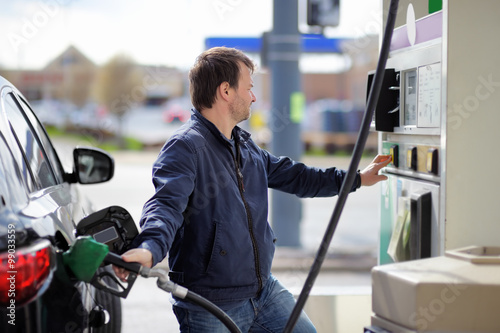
[132,138,196,266]
[262,149,360,198]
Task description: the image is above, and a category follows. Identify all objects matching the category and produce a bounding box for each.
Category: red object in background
[163,104,190,123]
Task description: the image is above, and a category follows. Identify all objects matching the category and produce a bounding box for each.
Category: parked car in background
[162,97,191,124]
[0,75,121,332]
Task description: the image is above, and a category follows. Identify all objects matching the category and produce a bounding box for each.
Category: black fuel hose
[184,291,242,333]
[283,0,400,332]
[147,267,243,333]
[106,253,242,332]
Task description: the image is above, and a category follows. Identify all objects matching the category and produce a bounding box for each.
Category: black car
[0,75,122,332]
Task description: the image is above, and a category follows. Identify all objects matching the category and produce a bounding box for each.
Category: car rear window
[17,96,64,183]
[0,133,29,208]
[4,94,57,191]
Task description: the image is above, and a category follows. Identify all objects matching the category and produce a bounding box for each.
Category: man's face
[229,62,256,124]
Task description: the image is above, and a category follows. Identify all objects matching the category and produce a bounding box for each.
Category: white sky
[0,0,382,70]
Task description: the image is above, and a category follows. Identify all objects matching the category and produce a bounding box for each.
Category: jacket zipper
[230,142,263,293]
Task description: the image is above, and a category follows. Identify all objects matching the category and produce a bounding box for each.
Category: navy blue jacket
[133,109,360,304]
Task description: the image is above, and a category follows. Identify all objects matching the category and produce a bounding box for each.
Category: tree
[92,54,143,148]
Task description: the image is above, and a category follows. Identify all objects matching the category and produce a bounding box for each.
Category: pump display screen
[403,63,441,128]
[417,63,441,128]
[404,70,418,125]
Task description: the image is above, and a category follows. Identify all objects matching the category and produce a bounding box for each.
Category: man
[115,47,390,332]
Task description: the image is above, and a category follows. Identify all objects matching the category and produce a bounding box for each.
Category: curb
[154,248,377,273]
[271,247,376,272]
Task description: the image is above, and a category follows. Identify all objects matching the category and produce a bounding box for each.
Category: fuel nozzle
[62,236,140,298]
[62,236,109,282]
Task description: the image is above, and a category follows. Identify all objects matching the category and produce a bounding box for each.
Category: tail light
[0,239,53,306]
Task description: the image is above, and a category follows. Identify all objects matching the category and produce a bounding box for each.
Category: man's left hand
[359,154,392,187]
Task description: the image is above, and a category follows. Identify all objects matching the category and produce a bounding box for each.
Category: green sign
[290,92,305,124]
[429,0,442,13]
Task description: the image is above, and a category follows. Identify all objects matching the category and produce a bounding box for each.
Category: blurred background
[0,0,381,154]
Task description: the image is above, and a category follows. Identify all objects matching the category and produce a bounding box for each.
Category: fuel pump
[373,0,500,264]
[370,2,445,265]
[367,0,500,331]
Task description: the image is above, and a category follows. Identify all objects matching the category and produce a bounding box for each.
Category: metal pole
[269,0,303,247]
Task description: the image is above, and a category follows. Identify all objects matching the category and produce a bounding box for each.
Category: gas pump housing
[374,0,500,265]
[368,0,500,332]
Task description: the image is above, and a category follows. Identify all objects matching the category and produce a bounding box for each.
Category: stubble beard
[230,97,252,124]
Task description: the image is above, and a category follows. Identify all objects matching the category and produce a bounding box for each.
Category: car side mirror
[70,147,114,184]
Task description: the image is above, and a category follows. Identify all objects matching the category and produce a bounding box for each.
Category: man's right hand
[112,248,153,282]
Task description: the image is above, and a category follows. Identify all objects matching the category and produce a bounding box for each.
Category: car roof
[0,75,26,102]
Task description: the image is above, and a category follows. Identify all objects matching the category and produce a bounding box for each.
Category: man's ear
[219,82,231,101]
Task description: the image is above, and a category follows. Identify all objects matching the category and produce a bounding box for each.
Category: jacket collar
[191,108,251,145]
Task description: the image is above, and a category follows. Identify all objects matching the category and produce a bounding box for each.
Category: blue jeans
[172,275,316,332]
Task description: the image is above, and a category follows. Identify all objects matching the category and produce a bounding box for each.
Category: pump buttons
[383,142,439,175]
[390,145,399,167]
[426,148,438,175]
[407,147,417,171]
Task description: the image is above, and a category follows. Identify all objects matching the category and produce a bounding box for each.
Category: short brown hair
[189,47,255,111]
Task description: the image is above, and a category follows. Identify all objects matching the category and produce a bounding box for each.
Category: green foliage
[46,126,144,152]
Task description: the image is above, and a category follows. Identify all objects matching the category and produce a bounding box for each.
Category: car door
[3,90,83,243]
[0,87,97,332]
